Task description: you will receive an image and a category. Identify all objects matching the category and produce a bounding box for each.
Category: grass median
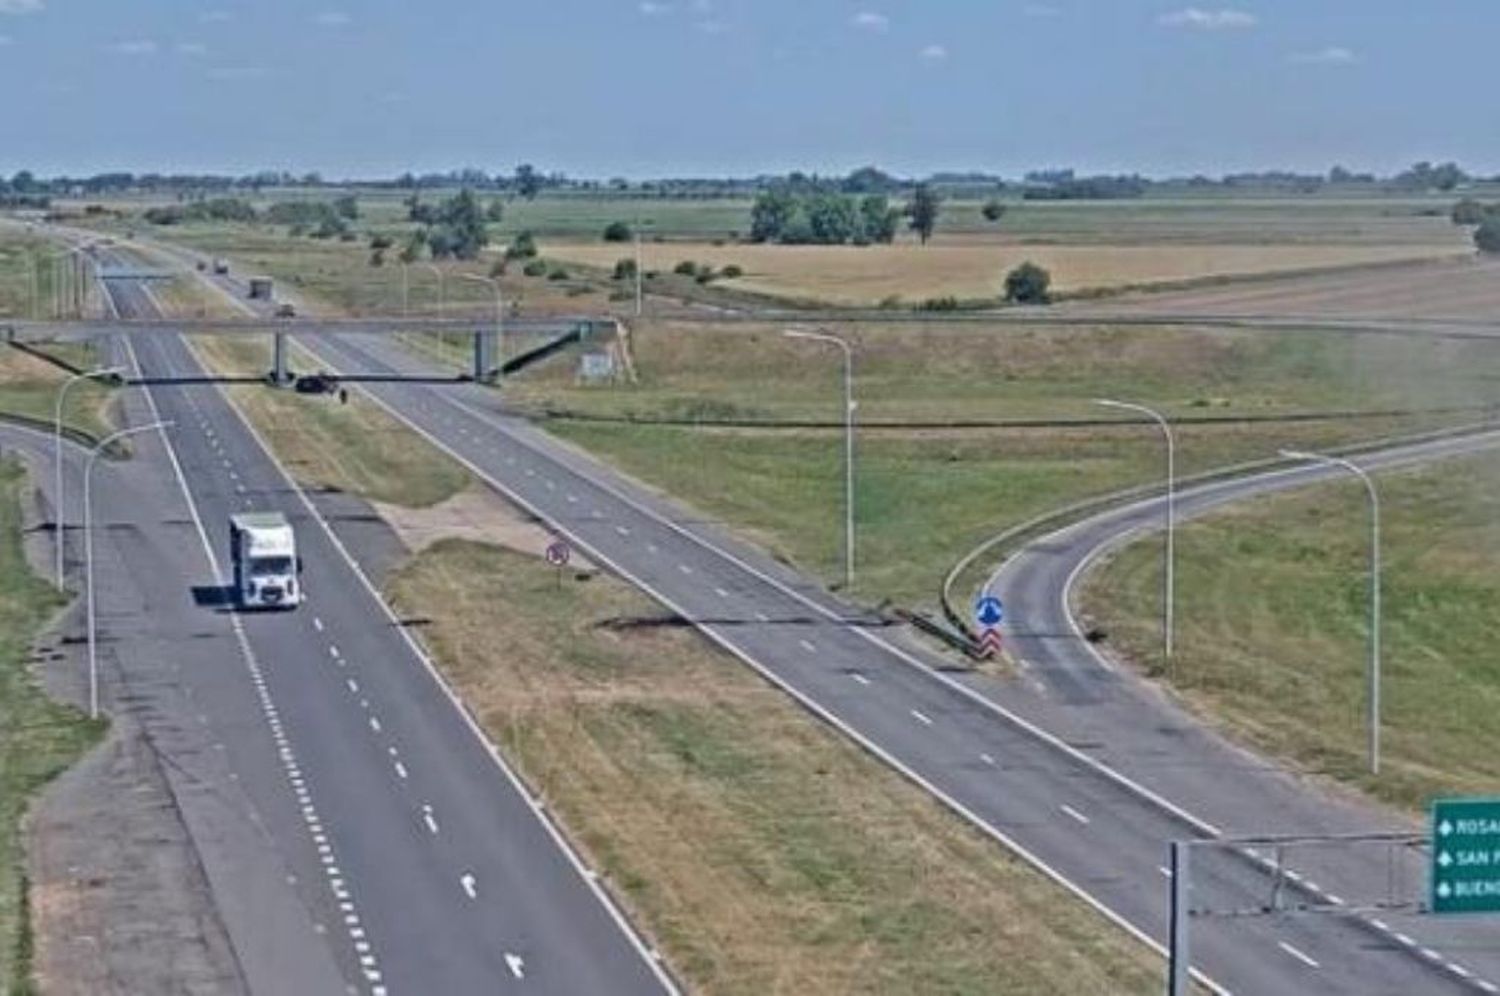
[387,539,1163,994]
[0,460,105,991]
[1080,452,1500,814]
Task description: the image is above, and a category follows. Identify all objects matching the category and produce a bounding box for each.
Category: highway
[164,291,1493,991]
[88,265,674,995]
[989,429,1500,992]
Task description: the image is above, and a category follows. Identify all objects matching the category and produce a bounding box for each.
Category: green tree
[486,199,505,222]
[906,183,941,244]
[333,195,359,220]
[858,195,898,243]
[425,188,490,259]
[806,193,859,244]
[514,163,541,200]
[506,230,538,259]
[1476,219,1500,254]
[1004,261,1052,304]
[602,221,633,242]
[750,188,797,242]
[981,199,1006,222]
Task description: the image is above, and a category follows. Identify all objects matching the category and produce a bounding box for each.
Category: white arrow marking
[460,873,477,899]
[505,953,525,979]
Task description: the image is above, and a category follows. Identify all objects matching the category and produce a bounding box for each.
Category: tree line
[749,184,941,245]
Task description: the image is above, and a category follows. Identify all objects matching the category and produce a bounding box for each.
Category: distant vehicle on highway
[293,372,336,395]
[275,302,296,318]
[195,260,206,272]
[229,512,303,609]
[212,258,230,275]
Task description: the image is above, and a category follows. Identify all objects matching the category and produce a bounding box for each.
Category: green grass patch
[1081,454,1500,813]
[386,539,1163,994]
[0,460,106,991]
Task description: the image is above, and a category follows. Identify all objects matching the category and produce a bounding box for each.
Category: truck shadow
[191,585,237,610]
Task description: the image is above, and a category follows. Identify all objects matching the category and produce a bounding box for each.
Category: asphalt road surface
[91,266,674,996]
[203,311,1496,991]
[990,429,1500,994]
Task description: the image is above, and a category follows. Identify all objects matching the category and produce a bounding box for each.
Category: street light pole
[634,216,644,318]
[422,262,447,354]
[85,421,171,719]
[784,329,856,589]
[1096,399,1176,659]
[1281,449,1382,775]
[54,366,124,586]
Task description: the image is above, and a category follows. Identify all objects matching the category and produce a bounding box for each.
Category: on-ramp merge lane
[100,273,673,996]
[277,322,1479,995]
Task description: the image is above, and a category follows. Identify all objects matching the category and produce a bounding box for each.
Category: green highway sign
[1432,798,1500,914]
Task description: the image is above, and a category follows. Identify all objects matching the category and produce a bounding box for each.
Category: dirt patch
[372,484,595,569]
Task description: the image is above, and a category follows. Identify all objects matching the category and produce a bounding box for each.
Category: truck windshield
[249,556,294,577]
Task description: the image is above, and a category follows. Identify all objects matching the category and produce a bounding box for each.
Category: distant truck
[229,512,303,609]
[248,276,274,300]
[212,258,230,275]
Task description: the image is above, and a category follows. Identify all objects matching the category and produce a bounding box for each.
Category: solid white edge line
[300,342,1229,996]
[178,334,682,996]
[1278,941,1320,969]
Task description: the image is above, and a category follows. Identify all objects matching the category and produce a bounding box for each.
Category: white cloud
[1291,45,1356,65]
[176,41,208,56]
[109,39,159,55]
[1158,7,1256,30]
[919,43,948,60]
[851,11,889,32]
[314,10,350,26]
[638,1,669,14]
[0,0,43,14]
[198,10,231,23]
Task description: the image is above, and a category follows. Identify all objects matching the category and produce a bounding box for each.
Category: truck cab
[229,512,303,608]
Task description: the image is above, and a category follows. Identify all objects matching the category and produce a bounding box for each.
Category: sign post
[1432,798,1500,914]
[545,537,571,589]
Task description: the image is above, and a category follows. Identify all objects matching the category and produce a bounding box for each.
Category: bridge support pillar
[270,332,292,386]
[473,328,497,383]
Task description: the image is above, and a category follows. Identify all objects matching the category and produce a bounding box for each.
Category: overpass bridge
[3,314,617,384]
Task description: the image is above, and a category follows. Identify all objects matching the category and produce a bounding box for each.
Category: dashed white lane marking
[544,479,556,490]
[1394,932,1415,947]
[523,468,535,477]
[422,804,439,835]
[1278,941,1320,969]
[505,953,526,979]
[1477,979,1499,994]
[646,543,658,553]
[460,873,478,899]
[678,564,693,575]
[1158,865,1173,878]
[850,673,871,686]
[910,709,933,726]
[798,639,816,653]
[565,493,578,503]
[714,587,729,597]
[979,752,995,766]
[1060,804,1091,826]
[346,678,359,694]
[369,716,382,733]
[754,611,769,622]
[1325,893,1344,906]
[393,761,408,780]
[615,525,630,536]
[1421,947,1444,962]
[313,617,324,632]
[328,645,341,660]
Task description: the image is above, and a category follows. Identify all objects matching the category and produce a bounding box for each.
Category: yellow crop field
[547,240,1468,305]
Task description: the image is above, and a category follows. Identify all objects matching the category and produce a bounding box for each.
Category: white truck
[229,512,303,609]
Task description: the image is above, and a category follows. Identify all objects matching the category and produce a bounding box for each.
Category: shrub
[673,260,698,275]
[489,258,508,278]
[694,268,716,284]
[1004,261,1052,304]
[919,296,960,311]
[506,231,538,260]
[981,199,1007,222]
[1476,219,1500,254]
[522,259,548,277]
[369,249,385,267]
[720,264,743,279]
[878,294,903,309]
[369,233,394,250]
[547,267,570,281]
[613,258,638,280]
[602,221,632,242]
[1453,199,1491,226]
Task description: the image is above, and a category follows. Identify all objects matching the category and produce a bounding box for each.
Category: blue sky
[0,0,1495,178]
